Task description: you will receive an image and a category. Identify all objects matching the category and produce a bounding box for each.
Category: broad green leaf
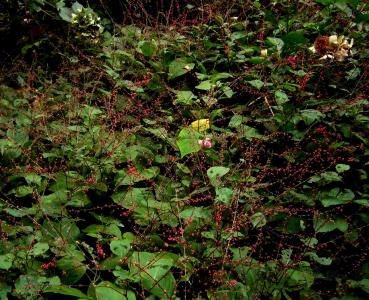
[266,37,284,51]
[168,58,194,80]
[175,91,197,105]
[83,224,121,238]
[345,68,361,80]
[286,269,314,288]
[123,188,154,208]
[115,167,159,186]
[215,187,233,204]
[0,253,14,270]
[306,252,332,265]
[222,85,234,98]
[12,185,33,197]
[128,252,175,298]
[228,114,247,128]
[139,41,156,57]
[299,109,325,125]
[238,125,263,140]
[282,31,308,52]
[336,164,350,173]
[0,283,11,300]
[195,80,213,90]
[41,218,80,243]
[45,285,88,299]
[335,218,348,232]
[207,166,230,186]
[95,282,128,300]
[354,199,369,207]
[179,207,211,219]
[250,212,267,228]
[110,240,131,258]
[71,2,83,12]
[356,13,369,23]
[275,90,289,105]
[57,257,86,284]
[247,79,264,90]
[59,7,72,22]
[314,215,336,233]
[176,128,201,158]
[14,275,60,299]
[23,173,42,186]
[6,128,29,146]
[321,188,355,207]
[210,72,233,82]
[29,242,49,256]
[314,0,334,5]
[335,1,352,17]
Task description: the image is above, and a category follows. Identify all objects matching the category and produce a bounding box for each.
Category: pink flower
[198,138,212,149]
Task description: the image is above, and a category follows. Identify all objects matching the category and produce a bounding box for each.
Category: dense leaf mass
[1,0,369,299]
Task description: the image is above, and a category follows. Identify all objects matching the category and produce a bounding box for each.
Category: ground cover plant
[1,0,369,299]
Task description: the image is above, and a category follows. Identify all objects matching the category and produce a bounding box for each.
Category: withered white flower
[310,34,354,61]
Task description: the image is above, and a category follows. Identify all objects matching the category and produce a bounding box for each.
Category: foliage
[1,0,369,299]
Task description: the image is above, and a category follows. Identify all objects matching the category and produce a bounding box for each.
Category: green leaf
[14,275,61,299]
[215,187,233,204]
[168,58,194,80]
[299,109,325,125]
[246,79,264,90]
[314,215,336,233]
[7,128,29,146]
[195,80,213,90]
[250,212,267,228]
[0,283,11,300]
[175,91,197,105]
[12,185,33,197]
[207,166,230,186]
[345,68,361,80]
[95,282,128,300]
[354,199,369,207]
[275,90,289,105]
[210,72,233,82]
[314,0,334,5]
[115,167,159,186]
[228,114,247,128]
[282,31,308,52]
[238,125,263,140]
[266,37,284,51]
[356,13,369,23]
[56,257,86,284]
[139,41,156,57]
[110,240,131,258]
[335,218,348,232]
[179,207,211,220]
[306,252,332,265]
[71,2,83,13]
[45,285,89,299]
[128,252,175,298]
[0,253,14,270]
[29,242,49,256]
[336,164,350,173]
[59,7,72,22]
[222,85,234,98]
[122,188,154,208]
[321,188,355,207]
[176,128,201,158]
[286,269,314,288]
[335,1,352,17]
[23,173,42,186]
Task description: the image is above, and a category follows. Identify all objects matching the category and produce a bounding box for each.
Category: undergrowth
[1,0,369,299]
